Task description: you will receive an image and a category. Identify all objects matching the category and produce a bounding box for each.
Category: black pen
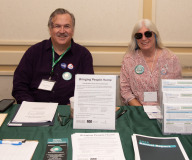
[116,110,127,119]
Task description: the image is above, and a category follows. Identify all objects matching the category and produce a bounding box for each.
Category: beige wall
[1,0,192,76]
[1,0,192,100]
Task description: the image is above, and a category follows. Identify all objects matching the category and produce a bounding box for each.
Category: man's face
[49,14,74,47]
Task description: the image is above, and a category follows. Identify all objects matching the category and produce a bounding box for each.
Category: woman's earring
[135,39,139,50]
[155,34,157,46]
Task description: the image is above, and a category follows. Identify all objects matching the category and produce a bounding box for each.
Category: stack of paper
[8,101,58,126]
[71,133,125,160]
[160,79,192,134]
[159,79,192,107]
[132,134,189,160]
[0,140,38,160]
[143,105,162,119]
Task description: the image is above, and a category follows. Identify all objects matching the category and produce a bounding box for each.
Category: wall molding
[0,51,24,65]
[0,50,192,77]
[1,40,192,48]
[0,50,125,66]
[0,40,130,47]
[1,50,192,67]
[163,42,192,48]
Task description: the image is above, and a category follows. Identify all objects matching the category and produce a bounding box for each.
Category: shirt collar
[46,38,74,54]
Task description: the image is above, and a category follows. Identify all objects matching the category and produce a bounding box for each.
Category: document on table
[0,140,38,160]
[71,133,125,160]
[73,74,116,130]
[163,103,192,134]
[132,134,189,160]
[143,105,162,119]
[9,101,58,125]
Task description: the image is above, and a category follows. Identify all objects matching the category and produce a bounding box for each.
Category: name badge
[38,79,56,91]
[144,92,157,102]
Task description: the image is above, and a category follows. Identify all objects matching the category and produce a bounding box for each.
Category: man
[12,8,94,105]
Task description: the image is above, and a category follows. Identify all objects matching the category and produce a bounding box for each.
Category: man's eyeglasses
[57,113,71,126]
[134,31,153,39]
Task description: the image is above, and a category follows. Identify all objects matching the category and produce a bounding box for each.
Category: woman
[120,19,182,106]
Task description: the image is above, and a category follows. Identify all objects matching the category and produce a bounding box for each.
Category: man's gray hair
[48,8,75,28]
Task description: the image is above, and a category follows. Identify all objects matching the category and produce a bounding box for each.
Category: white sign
[73,74,117,130]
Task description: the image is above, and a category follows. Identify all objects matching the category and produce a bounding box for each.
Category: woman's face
[135,25,156,51]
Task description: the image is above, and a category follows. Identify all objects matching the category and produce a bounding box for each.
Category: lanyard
[50,45,71,77]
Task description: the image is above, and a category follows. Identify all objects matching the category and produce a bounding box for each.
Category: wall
[0,0,192,101]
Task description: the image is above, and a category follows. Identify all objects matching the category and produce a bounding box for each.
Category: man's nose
[59,26,65,33]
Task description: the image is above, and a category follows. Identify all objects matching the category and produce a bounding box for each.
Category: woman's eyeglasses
[134,31,153,39]
[57,113,71,126]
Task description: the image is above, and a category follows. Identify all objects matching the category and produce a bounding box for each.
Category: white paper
[143,105,162,119]
[12,101,58,123]
[163,103,192,134]
[0,141,38,160]
[71,133,125,160]
[144,92,157,102]
[38,79,56,91]
[146,112,162,119]
[143,105,161,113]
[161,79,192,92]
[162,91,192,104]
[73,74,116,130]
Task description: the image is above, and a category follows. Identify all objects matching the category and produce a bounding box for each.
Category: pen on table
[116,110,127,119]
[0,140,22,145]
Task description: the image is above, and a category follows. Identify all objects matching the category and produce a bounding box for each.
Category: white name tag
[144,92,157,102]
[38,79,56,91]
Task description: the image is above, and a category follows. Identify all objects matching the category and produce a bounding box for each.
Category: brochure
[132,134,189,160]
[44,138,68,160]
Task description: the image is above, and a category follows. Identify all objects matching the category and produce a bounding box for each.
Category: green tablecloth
[0,105,192,160]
